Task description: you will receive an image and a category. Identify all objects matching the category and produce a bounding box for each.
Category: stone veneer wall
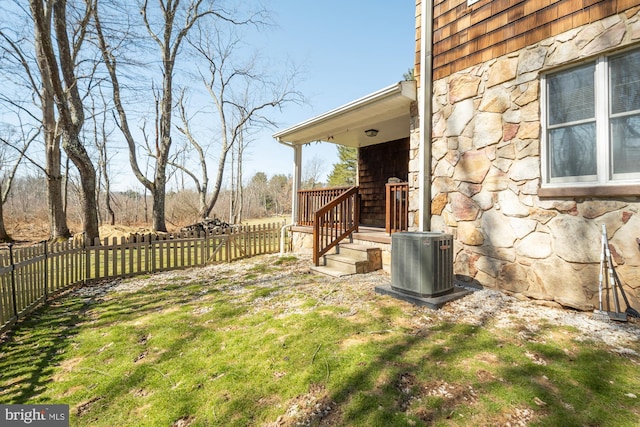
[415,10,640,310]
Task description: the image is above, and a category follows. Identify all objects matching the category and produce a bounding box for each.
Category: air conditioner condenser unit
[391,232,454,298]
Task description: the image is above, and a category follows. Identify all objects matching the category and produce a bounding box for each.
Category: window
[542,48,640,187]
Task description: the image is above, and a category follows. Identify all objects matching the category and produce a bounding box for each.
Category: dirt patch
[75,396,103,417]
[266,384,336,427]
[171,415,195,427]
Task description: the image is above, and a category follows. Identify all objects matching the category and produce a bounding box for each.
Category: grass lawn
[1,254,639,426]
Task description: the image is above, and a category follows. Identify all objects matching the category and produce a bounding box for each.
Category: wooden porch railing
[313,186,359,266]
[297,186,351,226]
[386,182,409,234]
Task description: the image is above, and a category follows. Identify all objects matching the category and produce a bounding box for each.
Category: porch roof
[273,80,416,148]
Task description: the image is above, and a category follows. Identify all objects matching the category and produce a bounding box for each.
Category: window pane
[547,64,595,125]
[611,115,640,175]
[610,50,640,114]
[549,123,597,178]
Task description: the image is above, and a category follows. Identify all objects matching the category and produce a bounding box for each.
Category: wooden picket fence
[0,222,284,334]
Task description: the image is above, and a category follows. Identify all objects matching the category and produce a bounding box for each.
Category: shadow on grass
[0,280,194,405]
[324,320,638,426]
[0,292,86,403]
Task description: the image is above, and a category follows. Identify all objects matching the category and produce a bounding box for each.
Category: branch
[93,1,154,192]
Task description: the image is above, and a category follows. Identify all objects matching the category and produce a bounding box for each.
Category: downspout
[419,0,434,232]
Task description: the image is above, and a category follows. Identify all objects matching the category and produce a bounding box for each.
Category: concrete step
[338,244,382,272]
[311,243,383,278]
[310,264,353,277]
[324,254,370,274]
[338,243,375,260]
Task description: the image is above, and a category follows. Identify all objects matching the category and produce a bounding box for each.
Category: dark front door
[358,138,409,227]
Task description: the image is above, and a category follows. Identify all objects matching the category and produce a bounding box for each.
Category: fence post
[42,240,48,301]
[8,243,17,318]
[84,235,89,285]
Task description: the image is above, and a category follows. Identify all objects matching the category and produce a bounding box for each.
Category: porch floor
[291,225,392,244]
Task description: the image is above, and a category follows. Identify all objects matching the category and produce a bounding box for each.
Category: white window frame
[541,48,640,189]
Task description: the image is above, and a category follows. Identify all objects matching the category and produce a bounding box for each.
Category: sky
[2,1,416,192]
[240,0,416,184]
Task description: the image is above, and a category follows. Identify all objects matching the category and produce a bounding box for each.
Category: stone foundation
[415,9,640,310]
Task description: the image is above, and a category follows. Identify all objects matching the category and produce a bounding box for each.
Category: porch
[292,183,408,271]
[273,81,419,271]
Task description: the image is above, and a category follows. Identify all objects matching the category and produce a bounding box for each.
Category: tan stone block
[548,216,600,263]
[528,207,557,224]
[450,192,480,221]
[449,74,481,104]
[487,57,518,87]
[431,193,448,215]
[497,263,529,293]
[484,168,509,192]
[471,245,516,262]
[508,156,540,181]
[517,46,547,74]
[458,222,484,246]
[475,269,497,289]
[497,142,516,159]
[481,209,517,248]
[578,200,627,219]
[473,112,503,148]
[446,98,475,136]
[432,176,456,194]
[453,149,491,184]
[611,214,640,266]
[520,102,540,122]
[432,113,447,138]
[458,182,482,198]
[584,21,626,56]
[531,257,598,309]
[514,82,539,106]
[516,140,539,159]
[575,22,605,50]
[516,232,552,259]
[479,86,510,113]
[517,122,540,139]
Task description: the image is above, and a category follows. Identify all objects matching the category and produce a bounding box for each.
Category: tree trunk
[34,1,70,241]
[45,131,71,241]
[31,0,97,242]
[63,132,99,243]
[0,194,11,243]
[152,168,167,232]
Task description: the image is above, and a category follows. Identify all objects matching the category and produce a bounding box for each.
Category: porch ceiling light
[364,129,378,137]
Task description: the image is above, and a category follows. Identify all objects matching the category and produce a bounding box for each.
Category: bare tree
[0,6,71,241]
[175,25,302,221]
[302,154,327,189]
[94,0,265,232]
[0,124,39,242]
[29,0,99,242]
[90,90,116,225]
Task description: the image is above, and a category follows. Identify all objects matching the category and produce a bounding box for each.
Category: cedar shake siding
[432,0,639,80]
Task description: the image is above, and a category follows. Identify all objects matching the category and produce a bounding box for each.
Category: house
[273,0,640,311]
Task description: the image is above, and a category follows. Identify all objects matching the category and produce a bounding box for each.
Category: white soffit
[273,80,417,148]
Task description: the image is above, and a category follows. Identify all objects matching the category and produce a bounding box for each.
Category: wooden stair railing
[297,186,351,226]
[385,182,409,234]
[313,186,359,266]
